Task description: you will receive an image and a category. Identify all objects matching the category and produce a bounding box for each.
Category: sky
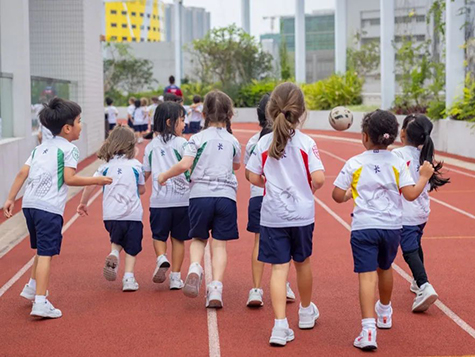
[163,0,336,37]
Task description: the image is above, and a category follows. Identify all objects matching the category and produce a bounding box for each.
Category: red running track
[1,123,475,356]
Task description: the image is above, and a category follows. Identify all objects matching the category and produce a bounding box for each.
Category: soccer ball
[329,106,353,131]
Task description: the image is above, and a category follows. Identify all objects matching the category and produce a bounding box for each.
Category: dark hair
[134,99,141,108]
[267,83,306,159]
[105,97,113,106]
[154,102,185,143]
[257,93,271,128]
[97,126,136,162]
[402,114,450,191]
[39,97,82,136]
[151,96,159,103]
[193,95,201,104]
[202,90,234,134]
[169,75,175,84]
[164,93,179,102]
[361,110,399,147]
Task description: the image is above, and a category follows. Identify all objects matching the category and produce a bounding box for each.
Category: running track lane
[0,124,474,356]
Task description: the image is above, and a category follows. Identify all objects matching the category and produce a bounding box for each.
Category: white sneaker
[31,300,62,319]
[375,300,393,329]
[103,254,119,281]
[206,283,223,308]
[122,277,139,291]
[183,263,203,298]
[21,285,49,302]
[169,276,184,290]
[137,137,144,144]
[152,254,170,283]
[269,327,295,346]
[412,283,438,312]
[298,302,320,329]
[353,328,377,350]
[247,288,264,307]
[410,280,419,294]
[286,282,295,302]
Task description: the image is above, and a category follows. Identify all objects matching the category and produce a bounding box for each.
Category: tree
[103,43,156,94]
[189,24,273,86]
[346,32,380,76]
[279,34,292,81]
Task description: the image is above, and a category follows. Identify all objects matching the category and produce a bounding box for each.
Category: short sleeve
[398,162,415,188]
[184,135,199,158]
[392,148,404,160]
[307,140,325,173]
[93,164,106,177]
[64,145,79,169]
[232,137,241,164]
[176,137,188,157]
[113,106,119,115]
[137,164,146,185]
[143,144,152,172]
[25,149,36,166]
[244,141,254,166]
[246,141,263,175]
[333,161,353,190]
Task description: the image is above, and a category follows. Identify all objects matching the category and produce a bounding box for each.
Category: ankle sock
[376,300,392,313]
[28,278,36,289]
[110,249,120,258]
[300,303,313,313]
[362,318,376,330]
[210,280,223,288]
[124,272,134,279]
[35,295,46,304]
[274,318,289,329]
[170,272,181,280]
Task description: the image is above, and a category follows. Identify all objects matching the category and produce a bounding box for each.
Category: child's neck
[208,122,227,128]
[366,144,388,151]
[57,133,74,142]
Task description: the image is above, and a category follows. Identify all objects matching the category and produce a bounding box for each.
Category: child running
[393,114,449,312]
[332,110,434,351]
[245,93,296,307]
[3,98,112,318]
[246,83,325,346]
[77,126,145,291]
[143,102,190,289]
[158,90,241,308]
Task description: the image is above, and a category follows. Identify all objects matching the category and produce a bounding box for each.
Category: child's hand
[419,161,435,180]
[158,173,167,186]
[3,199,14,219]
[77,203,88,217]
[344,188,353,202]
[95,176,113,186]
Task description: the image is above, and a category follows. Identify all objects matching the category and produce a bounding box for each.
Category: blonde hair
[128,96,136,104]
[267,82,306,159]
[202,90,234,133]
[141,97,149,107]
[97,126,136,162]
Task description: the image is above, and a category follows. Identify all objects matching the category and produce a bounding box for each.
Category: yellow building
[105,0,164,42]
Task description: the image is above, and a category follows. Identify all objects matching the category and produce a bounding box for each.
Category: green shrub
[236,80,280,107]
[426,100,446,120]
[181,82,216,105]
[448,75,475,122]
[301,71,363,110]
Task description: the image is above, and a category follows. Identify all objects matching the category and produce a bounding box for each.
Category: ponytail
[269,113,294,159]
[403,114,450,191]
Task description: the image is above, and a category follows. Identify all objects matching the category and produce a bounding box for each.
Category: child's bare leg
[35,256,52,296]
[211,239,227,282]
[270,263,290,319]
[124,254,136,273]
[358,271,378,318]
[171,238,185,272]
[111,243,123,253]
[153,240,167,257]
[252,234,265,288]
[189,238,206,264]
[294,258,312,307]
[30,254,39,280]
[377,267,393,305]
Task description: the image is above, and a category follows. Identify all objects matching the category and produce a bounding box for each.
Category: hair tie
[383,133,390,139]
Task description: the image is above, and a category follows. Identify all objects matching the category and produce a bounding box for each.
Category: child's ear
[166,118,171,127]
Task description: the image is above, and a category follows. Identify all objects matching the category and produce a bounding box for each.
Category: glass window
[416,15,425,23]
[110,10,117,15]
[147,14,151,18]
[122,23,127,28]
[122,36,128,41]
[132,24,136,29]
[140,13,144,17]
[0,74,13,139]
[131,12,136,16]
[121,10,127,15]
[111,23,117,28]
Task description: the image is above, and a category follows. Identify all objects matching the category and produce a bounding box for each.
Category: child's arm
[158,156,194,185]
[248,172,265,188]
[144,171,151,181]
[233,162,241,171]
[138,185,146,195]
[3,165,30,218]
[332,187,352,203]
[77,186,96,217]
[311,170,325,193]
[64,167,113,187]
[400,161,434,201]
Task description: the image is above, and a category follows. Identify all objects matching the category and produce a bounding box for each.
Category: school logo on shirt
[43,149,49,154]
[117,168,122,175]
[218,143,223,150]
[72,147,80,161]
[312,145,320,160]
[160,149,165,156]
[374,165,381,173]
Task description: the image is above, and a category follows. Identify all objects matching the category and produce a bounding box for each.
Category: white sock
[376,300,391,313]
[420,282,429,290]
[274,318,289,329]
[124,272,134,279]
[28,278,36,289]
[300,303,313,313]
[35,295,46,304]
[362,318,376,330]
[110,249,120,258]
[210,280,223,288]
[170,272,181,280]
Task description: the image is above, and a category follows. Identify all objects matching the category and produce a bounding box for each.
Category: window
[416,15,425,23]
[131,12,136,16]
[140,25,144,30]
[147,14,151,18]
[147,26,150,30]
[111,23,117,28]
[122,36,128,41]
[122,23,127,28]
[111,36,118,41]
[140,13,144,17]
[132,24,136,29]
[153,27,156,31]
[153,15,156,19]
[140,38,145,42]
[121,10,127,15]
[362,18,380,27]
[415,34,425,42]
[395,16,412,24]
[110,10,117,15]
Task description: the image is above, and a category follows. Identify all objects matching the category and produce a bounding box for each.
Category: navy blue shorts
[134,124,147,132]
[189,121,201,134]
[109,123,116,131]
[400,223,426,253]
[23,208,64,256]
[258,224,314,264]
[247,196,262,234]
[104,221,143,256]
[351,229,401,273]
[150,207,191,242]
[189,197,239,241]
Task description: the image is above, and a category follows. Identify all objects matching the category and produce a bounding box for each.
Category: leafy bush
[181,82,215,105]
[236,80,280,107]
[301,71,363,110]
[448,75,475,122]
[427,100,446,120]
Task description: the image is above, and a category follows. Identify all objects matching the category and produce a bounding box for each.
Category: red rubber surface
[1,124,475,356]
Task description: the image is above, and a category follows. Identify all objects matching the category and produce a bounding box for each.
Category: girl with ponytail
[246,83,325,346]
[393,114,450,313]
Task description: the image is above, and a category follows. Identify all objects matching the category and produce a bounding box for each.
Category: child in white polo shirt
[3,98,112,319]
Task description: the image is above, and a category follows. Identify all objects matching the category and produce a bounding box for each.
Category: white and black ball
[329,106,353,131]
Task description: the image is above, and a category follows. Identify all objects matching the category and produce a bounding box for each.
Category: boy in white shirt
[105,97,119,131]
[3,98,112,318]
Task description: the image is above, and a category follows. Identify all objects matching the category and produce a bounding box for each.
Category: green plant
[347,32,380,76]
[301,71,363,110]
[236,80,280,107]
[427,99,446,120]
[448,74,475,122]
[279,30,292,81]
[181,82,216,105]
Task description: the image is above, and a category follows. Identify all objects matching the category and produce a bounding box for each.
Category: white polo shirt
[393,146,430,226]
[105,106,119,125]
[246,130,325,228]
[94,156,145,221]
[244,132,264,198]
[334,150,415,231]
[184,127,241,201]
[143,135,190,208]
[22,136,79,216]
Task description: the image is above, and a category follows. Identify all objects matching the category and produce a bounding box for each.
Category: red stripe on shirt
[262,151,268,196]
[300,149,312,188]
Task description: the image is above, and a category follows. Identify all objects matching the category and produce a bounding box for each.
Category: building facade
[164,4,211,44]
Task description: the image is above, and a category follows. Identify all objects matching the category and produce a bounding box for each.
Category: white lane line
[204,243,221,357]
[313,195,475,340]
[445,167,475,179]
[0,189,102,298]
